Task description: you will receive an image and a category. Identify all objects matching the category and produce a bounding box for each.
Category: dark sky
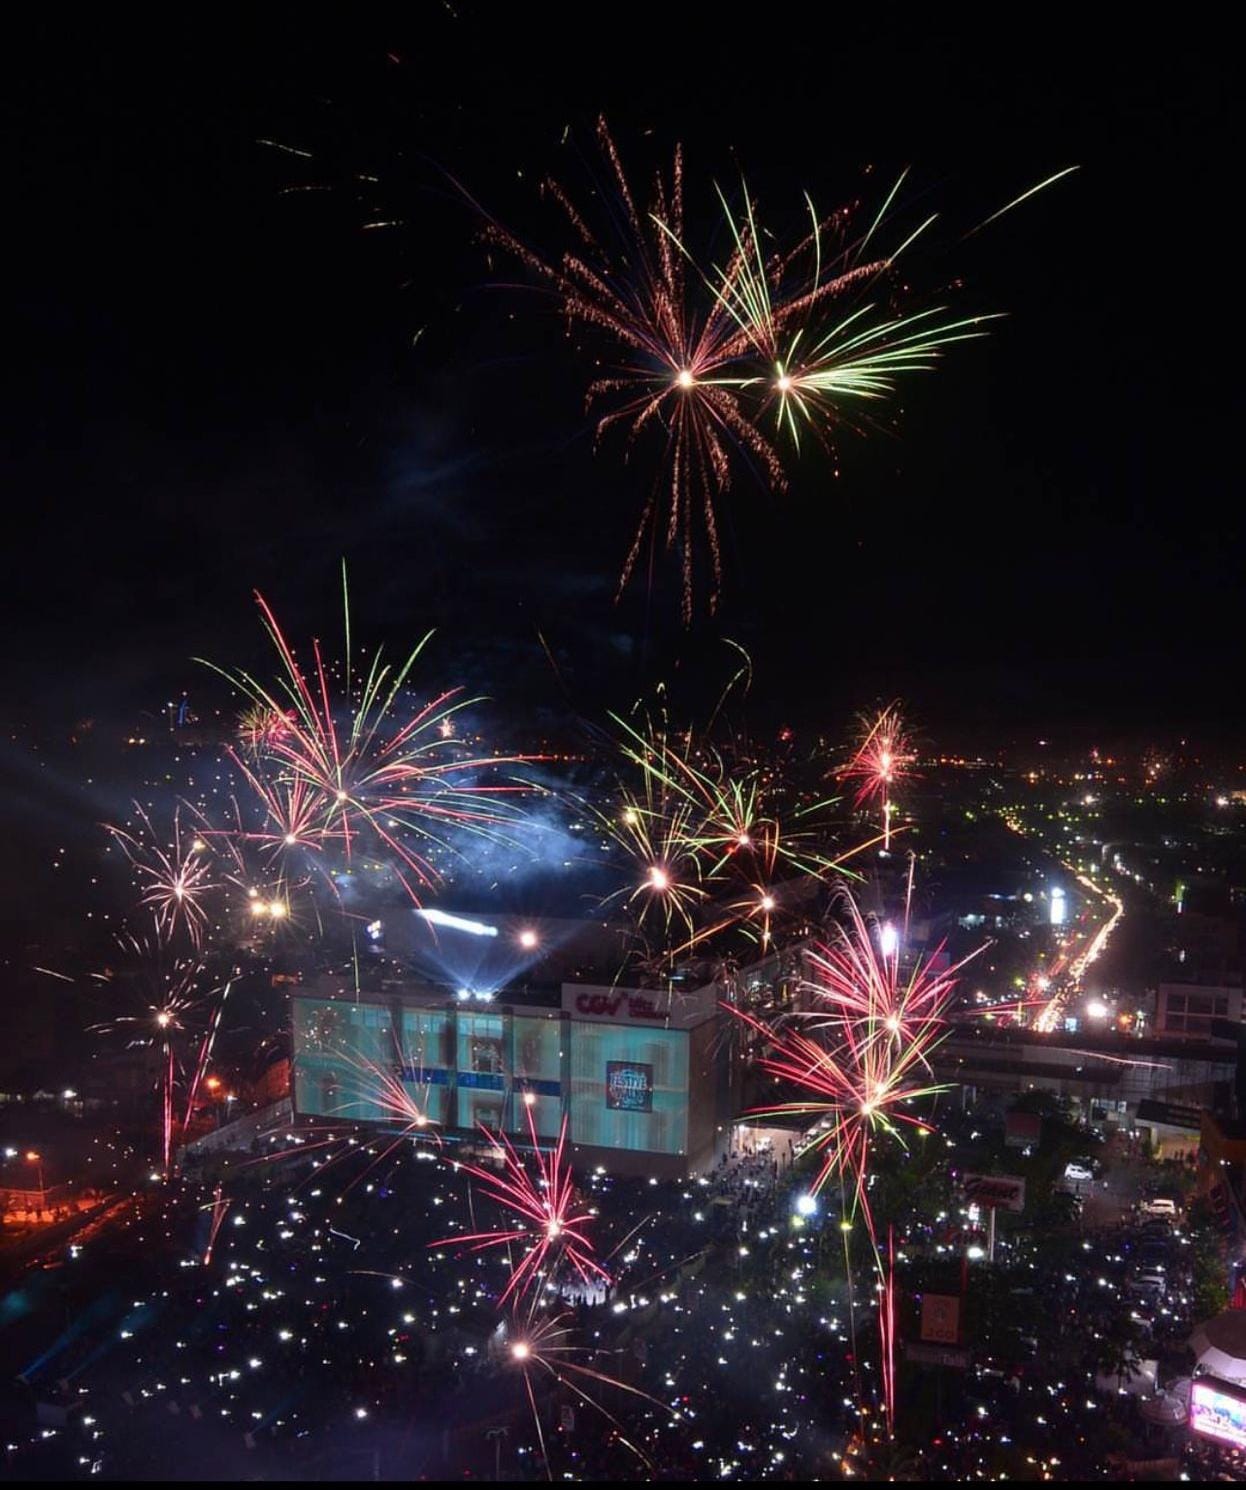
[6,8,1240,743]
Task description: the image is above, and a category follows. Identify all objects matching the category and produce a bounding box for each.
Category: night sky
[7,9,1239,743]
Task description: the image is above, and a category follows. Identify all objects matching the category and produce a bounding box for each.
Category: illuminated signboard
[920,1293,961,1345]
[605,1061,653,1112]
[961,1173,1026,1214]
[563,982,716,1028]
[1191,1378,1246,1451]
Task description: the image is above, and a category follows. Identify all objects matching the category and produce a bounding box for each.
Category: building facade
[1156,982,1243,1042]
[290,977,734,1179]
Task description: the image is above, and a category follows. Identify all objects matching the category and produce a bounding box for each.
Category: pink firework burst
[732,884,979,1233]
[200,577,532,904]
[433,1107,608,1306]
[839,704,917,850]
[804,886,982,1057]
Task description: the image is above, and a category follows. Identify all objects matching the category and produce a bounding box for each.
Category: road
[1033,868,1125,1034]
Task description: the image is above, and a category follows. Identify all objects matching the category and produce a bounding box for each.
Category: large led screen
[508,1014,563,1139]
[292,996,397,1123]
[398,1006,453,1125]
[1191,1379,1246,1451]
[570,1024,687,1154]
[606,1061,653,1111]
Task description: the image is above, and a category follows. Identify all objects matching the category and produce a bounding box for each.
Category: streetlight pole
[26,1152,45,1212]
[486,1426,508,1480]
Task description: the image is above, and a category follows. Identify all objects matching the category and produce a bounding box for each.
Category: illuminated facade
[291,977,733,1178]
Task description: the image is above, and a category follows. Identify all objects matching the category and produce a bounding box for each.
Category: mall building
[291,973,738,1179]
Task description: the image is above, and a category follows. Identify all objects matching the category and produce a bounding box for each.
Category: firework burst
[433,1108,608,1306]
[89,932,228,1169]
[839,704,917,851]
[486,119,789,620]
[591,706,867,968]
[487,121,1031,620]
[199,572,532,903]
[732,882,982,1434]
[504,1304,675,1478]
[105,804,217,950]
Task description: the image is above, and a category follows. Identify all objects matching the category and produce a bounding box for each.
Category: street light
[26,1151,45,1207]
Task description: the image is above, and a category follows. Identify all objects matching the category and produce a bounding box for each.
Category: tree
[1095,1315,1143,1392]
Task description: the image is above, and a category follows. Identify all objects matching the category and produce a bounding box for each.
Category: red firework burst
[433,1107,608,1306]
[200,579,532,903]
[839,704,917,850]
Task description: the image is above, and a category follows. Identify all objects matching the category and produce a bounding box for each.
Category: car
[1064,1162,1095,1183]
[1128,1270,1167,1297]
[1139,1218,1172,1236]
[1140,1198,1178,1218]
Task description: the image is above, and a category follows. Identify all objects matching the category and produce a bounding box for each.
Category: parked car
[1128,1270,1167,1299]
[1140,1197,1178,1219]
[1064,1162,1095,1183]
[1139,1219,1173,1238]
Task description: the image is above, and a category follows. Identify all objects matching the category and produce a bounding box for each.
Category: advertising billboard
[920,1293,961,1345]
[606,1061,653,1112]
[563,982,716,1028]
[570,1023,688,1154]
[1005,1110,1042,1149]
[961,1174,1026,1213]
[1191,1378,1246,1451]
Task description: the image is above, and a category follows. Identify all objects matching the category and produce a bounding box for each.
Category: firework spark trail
[201,1182,231,1265]
[879,1225,898,1439]
[432,1109,608,1306]
[312,1036,442,1152]
[182,980,232,1135]
[838,704,917,851]
[105,804,217,949]
[505,1302,676,1479]
[199,575,534,905]
[89,933,225,1171]
[730,883,982,1432]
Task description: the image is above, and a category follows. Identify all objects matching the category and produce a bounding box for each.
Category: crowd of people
[0,1106,1239,1481]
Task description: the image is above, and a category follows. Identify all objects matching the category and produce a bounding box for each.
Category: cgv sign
[562,982,717,1027]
